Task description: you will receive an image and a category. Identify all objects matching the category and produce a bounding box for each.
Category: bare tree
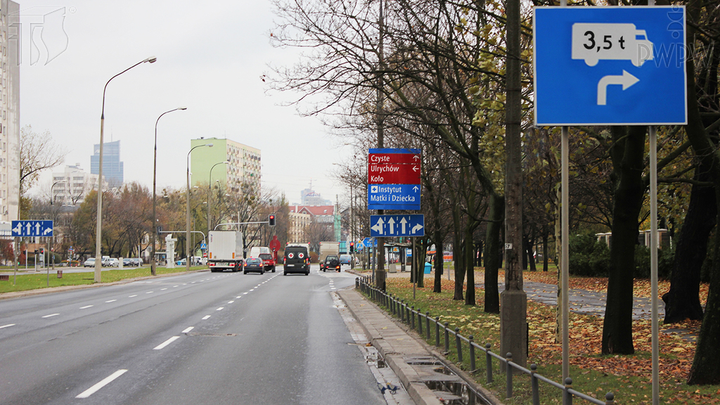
[19,125,66,194]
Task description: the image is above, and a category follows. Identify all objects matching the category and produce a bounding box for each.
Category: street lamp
[152,107,187,276]
[208,161,229,236]
[95,56,156,283]
[187,143,213,271]
[50,181,65,270]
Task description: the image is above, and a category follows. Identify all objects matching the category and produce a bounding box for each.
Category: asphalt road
[0,266,385,405]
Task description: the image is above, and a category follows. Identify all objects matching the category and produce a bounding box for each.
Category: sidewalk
[339,273,502,405]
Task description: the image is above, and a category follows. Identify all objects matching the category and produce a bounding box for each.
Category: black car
[243,257,264,274]
[283,246,310,276]
[322,255,341,272]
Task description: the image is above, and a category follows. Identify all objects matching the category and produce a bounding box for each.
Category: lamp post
[152,107,187,276]
[208,160,230,235]
[50,181,64,270]
[95,56,157,283]
[187,143,213,271]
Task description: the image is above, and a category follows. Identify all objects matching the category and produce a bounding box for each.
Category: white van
[249,246,270,258]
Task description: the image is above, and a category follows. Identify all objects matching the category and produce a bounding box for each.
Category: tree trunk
[416,238,425,289]
[433,229,443,293]
[465,226,475,306]
[662,167,714,323]
[687,207,720,384]
[453,240,465,301]
[484,194,503,313]
[602,126,646,355]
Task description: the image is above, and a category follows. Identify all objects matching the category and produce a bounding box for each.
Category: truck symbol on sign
[572,23,654,67]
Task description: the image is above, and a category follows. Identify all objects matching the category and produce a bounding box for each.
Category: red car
[259,253,276,272]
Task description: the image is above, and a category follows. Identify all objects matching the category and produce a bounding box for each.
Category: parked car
[176,258,186,266]
[259,253,276,272]
[83,258,95,267]
[106,258,119,267]
[321,255,341,272]
[243,257,264,274]
[123,258,141,267]
[283,245,310,276]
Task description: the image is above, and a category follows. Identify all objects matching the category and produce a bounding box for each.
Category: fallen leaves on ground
[385,272,716,404]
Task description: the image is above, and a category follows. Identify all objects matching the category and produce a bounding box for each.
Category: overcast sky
[22,0,352,205]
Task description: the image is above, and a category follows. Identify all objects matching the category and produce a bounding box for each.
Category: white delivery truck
[207,231,244,272]
[318,241,339,262]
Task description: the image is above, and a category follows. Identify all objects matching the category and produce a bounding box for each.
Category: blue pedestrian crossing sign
[534,6,686,126]
[370,215,424,237]
[11,220,54,237]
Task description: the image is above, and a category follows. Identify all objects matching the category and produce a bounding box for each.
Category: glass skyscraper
[90,140,124,188]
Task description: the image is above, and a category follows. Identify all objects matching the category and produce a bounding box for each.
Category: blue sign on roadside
[534,6,686,126]
[370,215,425,237]
[11,220,54,237]
[368,184,421,211]
[362,237,377,248]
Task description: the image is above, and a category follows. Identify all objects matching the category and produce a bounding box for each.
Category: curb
[338,288,443,405]
[342,271,503,405]
[0,269,209,301]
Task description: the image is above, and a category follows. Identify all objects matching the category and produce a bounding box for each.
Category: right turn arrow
[597,70,639,106]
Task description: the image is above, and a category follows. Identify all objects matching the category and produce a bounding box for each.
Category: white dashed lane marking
[75,369,128,399]
[153,336,180,350]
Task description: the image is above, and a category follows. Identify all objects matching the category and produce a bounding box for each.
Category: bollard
[426,312,431,341]
[605,392,615,405]
[436,317,441,348]
[418,309,423,334]
[469,336,476,372]
[400,300,405,322]
[455,327,463,363]
[531,364,539,405]
[355,277,359,289]
[506,352,513,399]
[486,344,493,383]
[563,377,573,405]
[444,322,450,354]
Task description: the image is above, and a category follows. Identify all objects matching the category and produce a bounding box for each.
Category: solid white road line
[75,369,128,398]
[42,313,60,318]
[182,327,194,334]
[0,324,15,329]
[153,336,180,350]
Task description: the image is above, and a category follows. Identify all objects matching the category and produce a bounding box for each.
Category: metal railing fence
[356,276,616,405]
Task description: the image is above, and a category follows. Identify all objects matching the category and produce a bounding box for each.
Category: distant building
[287,209,311,244]
[90,140,123,188]
[52,164,105,206]
[301,188,331,206]
[288,205,340,242]
[190,137,261,194]
[0,0,20,222]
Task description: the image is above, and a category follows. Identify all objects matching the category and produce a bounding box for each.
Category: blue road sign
[534,6,686,126]
[370,215,425,237]
[368,184,421,211]
[11,220,54,237]
[362,237,377,248]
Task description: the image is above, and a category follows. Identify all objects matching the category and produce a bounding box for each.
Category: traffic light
[350,242,354,253]
[268,214,276,226]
